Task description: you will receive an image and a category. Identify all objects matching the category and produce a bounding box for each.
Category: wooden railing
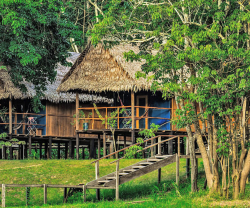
[90,135,186,199]
[0,113,46,135]
[78,106,171,130]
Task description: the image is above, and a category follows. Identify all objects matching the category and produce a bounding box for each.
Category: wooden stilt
[98,134,101,159]
[49,137,52,159]
[58,143,61,159]
[82,147,85,159]
[103,133,106,157]
[9,97,12,134]
[158,136,162,155]
[131,91,135,144]
[110,141,114,159]
[76,133,79,160]
[45,142,48,159]
[168,140,173,155]
[65,142,68,159]
[9,146,13,160]
[124,136,127,157]
[69,140,73,159]
[39,143,42,159]
[63,188,67,203]
[114,134,118,159]
[89,139,95,159]
[29,135,32,158]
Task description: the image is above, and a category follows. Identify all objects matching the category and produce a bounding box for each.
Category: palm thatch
[0,53,112,103]
[57,43,152,93]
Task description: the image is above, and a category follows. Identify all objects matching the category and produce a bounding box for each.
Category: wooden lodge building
[57,43,189,160]
[0,52,113,160]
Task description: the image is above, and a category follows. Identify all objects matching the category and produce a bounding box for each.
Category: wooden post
[117,107,120,129]
[178,136,180,156]
[65,142,68,159]
[43,184,47,204]
[24,144,28,159]
[2,184,6,207]
[124,136,127,156]
[158,136,161,155]
[158,168,161,185]
[29,135,32,157]
[131,91,135,143]
[98,134,101,159]
[9,146,13,160]
[105,108,108,129]
[26,187,30,206]
[76,133,79,160]
[89,139,94,159]
[103,133,106,157]
[82,147,85,159]
[49,137,52,159]
[168,139,173,155]
[76,92,79,131]
[0,148,2,160]
[9,97,12,134]
[14,113,17,134]
[110,141,114,159]
[39,143,42,159]
[63,188,67,203]
[116,160,119,201]
[69,140,73,159]
[57,142,61,159]
[2,146,6,160]
[92,109,94,129]
[83,185,87,202]
[151,138,155,157]
[186,137,190,178]
[114,134,118,159]
[95,161,100,200]
[176,153,179,186]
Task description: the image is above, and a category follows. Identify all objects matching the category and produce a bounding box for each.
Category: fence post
[2,184,5,208]
[158,136,161,155]
[178,136,180,156]
[95,162,100,200]
[176,153,179,186]
[83,185,87,202]
[116,160,119,201]
[43,184,47,204]
[26,187,30,206]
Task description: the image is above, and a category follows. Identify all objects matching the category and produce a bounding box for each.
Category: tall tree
[90,0,250,197]
[0,0,82,111]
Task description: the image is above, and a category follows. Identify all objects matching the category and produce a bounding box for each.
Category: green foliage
[0,0,83,112]
[71,110,92,125]
[139,123,160,139]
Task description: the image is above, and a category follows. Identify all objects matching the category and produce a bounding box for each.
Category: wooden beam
[116,160,119,201]
[95,161,100,200]
[89,139,95,159]
[39,143,42,159]
[76,92,79,131]
[82,147,85,159]
[69,140,73,159]
[45,142,48,159]
[9,97,12,134]
[57,142,61,159]
[49,137,52,159]
[65,142,68,159]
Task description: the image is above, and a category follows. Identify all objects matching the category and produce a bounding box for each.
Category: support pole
[57,142,61,159]
[158,136,161,155]
[98,134,101,159]
[9,146,13,160]
[103,133,106,157]
[110,141,114,159]
[26,187,30,206]
[83,185,86,202]
[63,188,67,203]
[82,147,85,159]
[131,91,135,144]
[116,160,119,201]
[65,142,68,159]
[186,137,190,178]
[95,162,100,200]
[69,140,73,159]
[29,135,32,158]
[49,137,52,159]
[89,139,94,159]
[9,97,12,134]
[124,136,127,156]
[168,139,173,155]
[76,92,79,131]
[176,153,179,186]
[45,142,48,159]
[76,133,79,160]
[2,184,6,208]
[39,143,42,159]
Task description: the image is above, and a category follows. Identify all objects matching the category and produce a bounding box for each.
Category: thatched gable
[57,43,152,93]
[0,53,112,103]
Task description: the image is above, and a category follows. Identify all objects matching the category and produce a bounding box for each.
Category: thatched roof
[57,43,152,93]
[0,53,113,103]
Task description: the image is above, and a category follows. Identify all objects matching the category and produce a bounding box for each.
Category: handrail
[90,135,161,164]
[78,106,171,110]
[110,136,179,164]
[90,135,185,164]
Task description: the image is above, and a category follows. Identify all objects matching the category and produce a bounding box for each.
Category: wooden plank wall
[46,101,109,137]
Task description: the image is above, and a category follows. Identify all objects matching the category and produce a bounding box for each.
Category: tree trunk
[240,150,250,194]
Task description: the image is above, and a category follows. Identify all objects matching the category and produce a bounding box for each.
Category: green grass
[0,159,249,207]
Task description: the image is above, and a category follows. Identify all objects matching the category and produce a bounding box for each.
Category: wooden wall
[46,101,109,137]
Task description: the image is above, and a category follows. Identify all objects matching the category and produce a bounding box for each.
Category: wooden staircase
[86,154,176,189]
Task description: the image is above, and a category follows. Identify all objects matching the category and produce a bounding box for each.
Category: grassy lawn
[0,159,249,207]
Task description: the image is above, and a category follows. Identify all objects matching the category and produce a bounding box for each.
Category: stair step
[119,173,129,175]
[147,159,161,162]
[155,155,169,159]
[98,180,110,184]
[132,166,145,169]
[106,177,116,180]
[124,169,136,172]
[140,162,154,165]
